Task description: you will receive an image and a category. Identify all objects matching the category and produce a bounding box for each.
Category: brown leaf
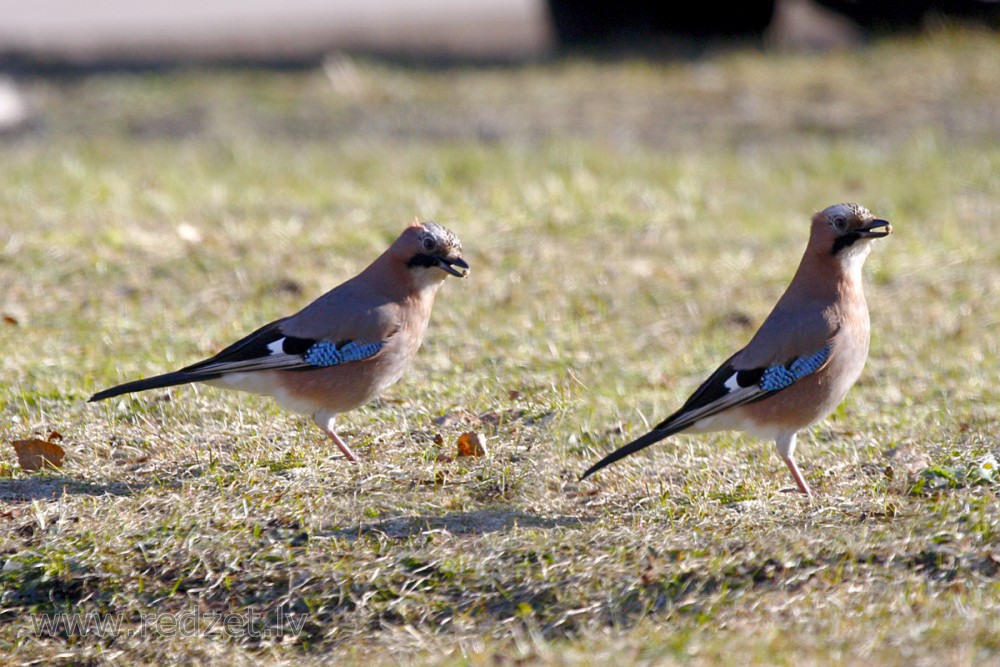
[883,443,931,477]
[2,314,18,326]
[478,409,525,428]
[274,278,303,296]
[456,432,486,458]
[639,553,659,586]
[11,437,65,471]
[419,470,448,486]
[432,409,481,429]
[114,455,150,466]
[432,411,462,428]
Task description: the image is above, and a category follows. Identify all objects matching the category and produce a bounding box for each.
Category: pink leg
[783,456,812,497]
[314,412,358,462]
[325,428,359,462]
[776,433,812,497]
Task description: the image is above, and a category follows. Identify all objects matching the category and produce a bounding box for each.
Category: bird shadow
[0,476,142,503]
[326,507,592,541]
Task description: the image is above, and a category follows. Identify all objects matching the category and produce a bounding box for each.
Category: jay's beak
[857,219,892,238]
[437,256,470,278]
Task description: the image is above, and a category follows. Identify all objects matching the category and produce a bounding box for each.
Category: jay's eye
[832,215,847,230]
[422,237,436,252]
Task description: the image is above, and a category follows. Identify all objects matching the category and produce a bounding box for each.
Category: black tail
[580,422,683,480]
[89,371,211,402]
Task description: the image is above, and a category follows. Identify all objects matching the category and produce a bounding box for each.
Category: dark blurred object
[812,0,1000,31]
[548,1,775,44]
[548,0,1000,46]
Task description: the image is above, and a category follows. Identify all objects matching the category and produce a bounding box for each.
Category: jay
[90,220,469,461]
[582,203,892,495]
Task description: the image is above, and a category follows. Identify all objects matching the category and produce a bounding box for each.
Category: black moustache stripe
[831,232,861,255]
[407,253,439,268]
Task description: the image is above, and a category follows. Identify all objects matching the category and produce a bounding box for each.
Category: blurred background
[0,0,997,134]
[1,0,999,70]
[2,3,1000,664]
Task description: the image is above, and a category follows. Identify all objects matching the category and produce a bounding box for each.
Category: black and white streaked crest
[826,203,872,229]
[418,222,462,256]
[406,222,469,277]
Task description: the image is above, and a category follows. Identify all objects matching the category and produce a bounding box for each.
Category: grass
[2,27,1000,666]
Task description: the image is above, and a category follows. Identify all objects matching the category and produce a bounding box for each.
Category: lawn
[1,27,999,666]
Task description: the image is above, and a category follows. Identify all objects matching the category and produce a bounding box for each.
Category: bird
[581,203,892,496]
[90,220,470,462]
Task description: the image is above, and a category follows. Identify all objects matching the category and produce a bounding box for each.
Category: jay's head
[810,203,892,261]
[394,221,469,287]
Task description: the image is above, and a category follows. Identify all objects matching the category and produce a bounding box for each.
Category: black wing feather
[581,358,774,479]
[90,317,313,402]
[183,318,289,371]
[582,344,833,479]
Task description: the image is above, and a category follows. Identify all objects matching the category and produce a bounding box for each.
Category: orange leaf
[456,432,486,458]
[11,438,65,471]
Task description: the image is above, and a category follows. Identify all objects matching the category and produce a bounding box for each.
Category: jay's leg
[314,412,358,462]
[782,455,812,496]
[775,432,812,496]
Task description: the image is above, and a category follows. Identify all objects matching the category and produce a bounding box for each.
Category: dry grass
[1,27,999,666]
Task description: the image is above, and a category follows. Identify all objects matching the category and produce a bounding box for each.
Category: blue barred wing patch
[789,346,830,377]
[759,345,830,392]
[303,340,385,367]
[759,365,796,392]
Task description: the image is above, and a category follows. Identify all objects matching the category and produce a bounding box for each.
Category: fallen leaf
[419,470,448,486]
[884,443,931,477]
[478,409,525,428]
[2,314,18,326]
[432,412,462,428]
[274,278,303,296]
[639,553,659,586]
[456,432,486,458]
[114,455,150,466]
[432,409,478,429]
[603,423,625,436]
[11,437,65,471]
